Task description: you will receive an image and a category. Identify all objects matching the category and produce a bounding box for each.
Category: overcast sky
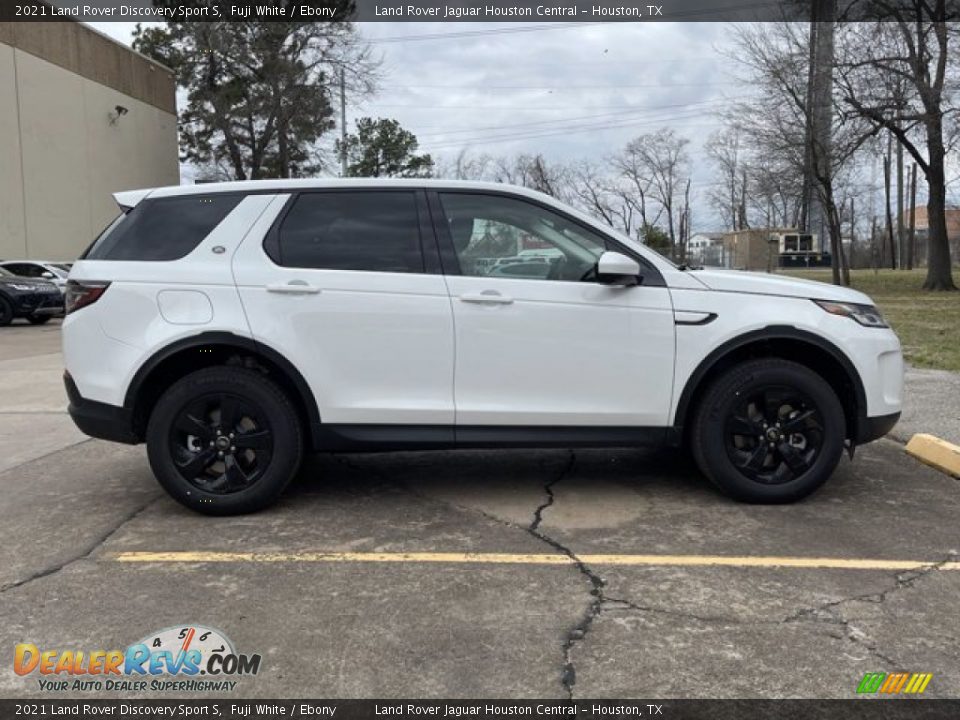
[87,21,754,231]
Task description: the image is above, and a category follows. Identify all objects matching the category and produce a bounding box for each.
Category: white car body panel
[62,179,904,449]
[669,287,903,421]
[446,274,675,426]
[231,195,456,426]
[63,194,275,406]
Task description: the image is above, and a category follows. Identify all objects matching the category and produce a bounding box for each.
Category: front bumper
[13,290,65,317]
[855,411,901,444]
[64,372,139,444]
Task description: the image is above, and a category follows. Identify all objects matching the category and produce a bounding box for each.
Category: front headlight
[813,300,888,328]
[9,283,38,292]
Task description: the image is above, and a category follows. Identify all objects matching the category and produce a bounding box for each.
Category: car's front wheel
[27,314,52,325]
[691,358,845,503]
[146,367,303,515]
[0,297,13,327]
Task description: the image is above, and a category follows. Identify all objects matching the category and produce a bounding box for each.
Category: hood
[689,268,873,304]
[0,275,58,289]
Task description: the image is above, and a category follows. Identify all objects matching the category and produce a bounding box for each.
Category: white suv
[63,180,903,515]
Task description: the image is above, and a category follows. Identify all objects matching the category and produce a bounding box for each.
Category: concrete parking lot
[1,320,958,699]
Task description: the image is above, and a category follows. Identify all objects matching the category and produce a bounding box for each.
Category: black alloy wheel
[147,366,303,515]
[691,358,845,503]
[724,385,824,485]
[169,393,274,494]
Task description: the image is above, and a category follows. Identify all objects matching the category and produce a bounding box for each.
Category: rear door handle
[459,291,514,305]
[266,280,321,295]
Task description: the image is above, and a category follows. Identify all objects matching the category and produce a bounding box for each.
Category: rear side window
[270,191,423,273]
[85,194,243,261]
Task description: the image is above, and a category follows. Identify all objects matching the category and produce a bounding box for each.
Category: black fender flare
[672,325,868,438]
[123,331,321,434]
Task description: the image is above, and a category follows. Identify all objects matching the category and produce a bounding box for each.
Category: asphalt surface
[1,319,958,700]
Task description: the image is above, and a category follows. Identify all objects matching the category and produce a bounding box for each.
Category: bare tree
[488,153,572,201]
[727,20,876,285]
[706,127,749,231]
[617,128,690,258]
[835,0,959,289]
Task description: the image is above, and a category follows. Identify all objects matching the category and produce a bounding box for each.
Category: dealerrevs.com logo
[14,625,261,693]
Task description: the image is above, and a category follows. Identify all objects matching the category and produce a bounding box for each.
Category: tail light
[65,280,111,314]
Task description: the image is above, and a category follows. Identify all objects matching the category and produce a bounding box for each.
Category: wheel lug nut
[229,433,235,439]
[230,446,236,452]
[217,451,223,458]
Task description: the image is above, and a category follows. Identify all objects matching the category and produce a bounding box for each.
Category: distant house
[908,206,960,240]
[687,233,725,267]
[721,229,779,271]
[718,228,832,271]
[901,206,960,266]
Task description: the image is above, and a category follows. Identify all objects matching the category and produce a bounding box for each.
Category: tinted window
[273,192,423,273]
[3,263,42,278]
[85,195,243,261]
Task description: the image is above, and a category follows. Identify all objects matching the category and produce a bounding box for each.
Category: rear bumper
[64,372,139,444]
[855,411,901,444]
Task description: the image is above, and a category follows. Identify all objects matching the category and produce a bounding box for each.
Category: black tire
[27,314,52,325]
[0,297,13,327]
[690,358,845,503]
[146,366,303,515]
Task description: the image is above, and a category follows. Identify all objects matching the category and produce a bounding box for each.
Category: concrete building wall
[0,22,178,261]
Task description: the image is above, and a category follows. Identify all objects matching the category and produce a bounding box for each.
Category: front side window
[438,193,608,282]
[273,191,423,273]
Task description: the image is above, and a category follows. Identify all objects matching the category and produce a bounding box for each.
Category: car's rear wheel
[0,297,13,327]
[146,367,303,515]
[27,314,52,325]
[691,358,845,503]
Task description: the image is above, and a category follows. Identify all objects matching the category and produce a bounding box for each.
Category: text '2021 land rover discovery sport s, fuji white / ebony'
[62,180,903,514]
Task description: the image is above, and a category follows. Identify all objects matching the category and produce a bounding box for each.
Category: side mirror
[41,271,55,279]
[596,251,641,286]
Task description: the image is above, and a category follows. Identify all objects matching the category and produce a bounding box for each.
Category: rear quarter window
[85,194,243,261]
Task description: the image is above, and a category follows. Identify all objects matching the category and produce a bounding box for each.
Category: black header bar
[1,699,959,719]
[2,0,955,23]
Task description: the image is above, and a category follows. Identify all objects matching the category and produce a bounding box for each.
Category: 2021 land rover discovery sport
[63,180,903,515]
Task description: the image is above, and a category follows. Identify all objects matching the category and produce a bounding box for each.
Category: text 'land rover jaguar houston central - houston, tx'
[62,180,903,514]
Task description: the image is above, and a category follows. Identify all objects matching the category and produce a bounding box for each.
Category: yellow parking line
[111,551,960,571]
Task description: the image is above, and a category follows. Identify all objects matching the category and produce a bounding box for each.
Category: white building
[0,21,179,260]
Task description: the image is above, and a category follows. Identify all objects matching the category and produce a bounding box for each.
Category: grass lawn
[780,268,960,373]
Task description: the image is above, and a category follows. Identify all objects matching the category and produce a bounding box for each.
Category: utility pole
[339,66,348,177]
[896,101,904,269]
[907,162,918,270]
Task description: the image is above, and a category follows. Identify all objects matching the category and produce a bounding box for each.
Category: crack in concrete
[520,451,607,699]
[329,452,959,695]
[0,494,162,594]
[779,553,958,668]
[375,450,602,700]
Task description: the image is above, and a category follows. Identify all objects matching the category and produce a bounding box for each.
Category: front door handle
[266,280,321,295]
[459,291,514,305]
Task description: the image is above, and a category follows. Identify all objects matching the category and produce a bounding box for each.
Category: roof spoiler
[113,188,152,211]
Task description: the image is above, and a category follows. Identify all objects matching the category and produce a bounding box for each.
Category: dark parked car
[0,267,64,326]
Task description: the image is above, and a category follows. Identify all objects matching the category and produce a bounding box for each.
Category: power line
[415,99,731,138]
[423,110,717,149]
